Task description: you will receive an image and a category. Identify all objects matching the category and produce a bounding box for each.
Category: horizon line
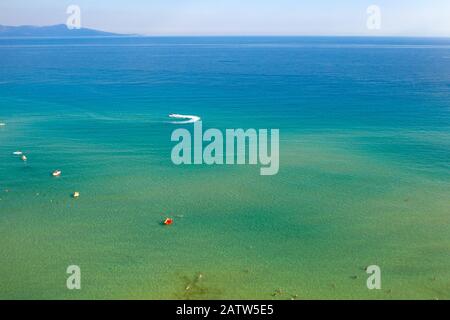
[1,24,450,39]
[1,34,450,40]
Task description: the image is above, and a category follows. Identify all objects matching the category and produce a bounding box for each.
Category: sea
[0,36,449,299]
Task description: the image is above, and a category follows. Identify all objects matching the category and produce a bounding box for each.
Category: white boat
[52,170,62,177]
[169,114,201,124]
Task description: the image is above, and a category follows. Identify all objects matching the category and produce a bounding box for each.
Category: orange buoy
[163,218,173,226]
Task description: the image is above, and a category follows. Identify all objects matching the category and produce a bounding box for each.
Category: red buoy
[163,218,173,226]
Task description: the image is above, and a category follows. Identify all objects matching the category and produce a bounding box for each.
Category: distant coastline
[0,24,129,38]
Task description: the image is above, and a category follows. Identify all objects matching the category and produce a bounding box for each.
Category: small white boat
[52,170,62,177]
[0,123,6,126]
[13,151,23,155]
[21,155,27,161]
[169,114,201,124]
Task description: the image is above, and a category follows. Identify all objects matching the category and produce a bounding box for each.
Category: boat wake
[169,114,201,124]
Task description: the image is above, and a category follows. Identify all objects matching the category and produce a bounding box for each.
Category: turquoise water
[0,37,449,299]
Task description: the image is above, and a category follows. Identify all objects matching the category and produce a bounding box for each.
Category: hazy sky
[0,0,449,36]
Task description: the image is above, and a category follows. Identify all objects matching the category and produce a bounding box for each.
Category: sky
[0,0,449,36]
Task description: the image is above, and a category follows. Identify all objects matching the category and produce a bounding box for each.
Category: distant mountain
[0,24,125,37]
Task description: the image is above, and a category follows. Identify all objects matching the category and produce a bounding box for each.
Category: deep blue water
[1,36,449,171]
